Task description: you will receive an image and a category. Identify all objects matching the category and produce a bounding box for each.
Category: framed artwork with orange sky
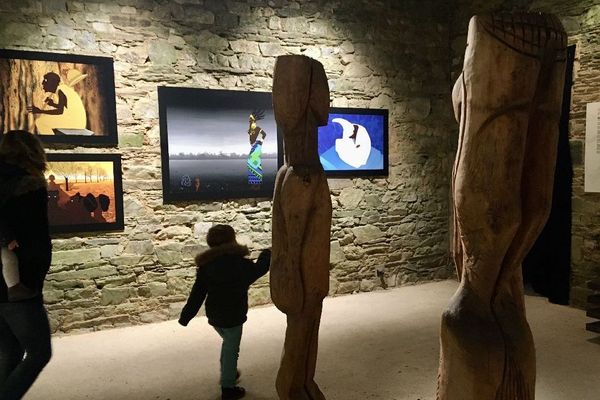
[0,49,118,146]
[45,153,124,234]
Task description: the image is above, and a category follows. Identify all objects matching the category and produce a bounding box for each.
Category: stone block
[119,133,144,147]
[352,225,385,245]
[101,287,132,305]
[339,187,364,208]
[166,267,196,279]
[336,280,359,295]
[268,15,281,30]
[148,39,178,65]
[43,0,67,12]
[49,266,118,282]
[65,288,99,301]
[43,289,65,304]
[92,22,116,33]
[229,39,260,55]
[66,1,84,12]
[124,240,154,255]
[343,245,365,261]
[248,286,271,306]
[157,226,192,240]
[0,22,43,47]
[109,254,145,266]
[280,16,309,32]
[139,310,169,324]
[96,274,137,288]
[343,63,372,78]
[195,30,229,50]
[156,243,185,266]
[165,214,196,226]
[138,282,169,297]
[182,244,206,260]
[360,278,377,292]
[330,240,345,265]
[194,222,213,238]
[100,245,120,259]
[52,248,102,266]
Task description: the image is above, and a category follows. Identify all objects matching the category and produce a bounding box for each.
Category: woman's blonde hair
[0,130,47,176]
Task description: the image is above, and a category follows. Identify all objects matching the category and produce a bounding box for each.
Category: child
[0,159,36,302]
[179,224,271,400]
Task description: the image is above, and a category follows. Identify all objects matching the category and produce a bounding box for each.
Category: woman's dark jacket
[179,243,271,328]
[0,159,52,303]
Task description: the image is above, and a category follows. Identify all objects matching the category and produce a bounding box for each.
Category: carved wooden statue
[438,13,567,400]
[271,55,331,400]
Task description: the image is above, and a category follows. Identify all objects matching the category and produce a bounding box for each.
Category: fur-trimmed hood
[195,242,249,267]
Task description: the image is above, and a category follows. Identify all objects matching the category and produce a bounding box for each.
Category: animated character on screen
[26,70,88,135]
[319,117,383,170]
[247,109,267,187]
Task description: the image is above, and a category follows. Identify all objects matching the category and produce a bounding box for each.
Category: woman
[0,130,52,399]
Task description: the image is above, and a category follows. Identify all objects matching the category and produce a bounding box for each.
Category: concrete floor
[25,280,600,400]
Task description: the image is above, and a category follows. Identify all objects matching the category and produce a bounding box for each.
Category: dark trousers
[0,299,52,400]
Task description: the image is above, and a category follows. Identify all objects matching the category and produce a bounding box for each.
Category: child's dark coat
[179,243,270,328]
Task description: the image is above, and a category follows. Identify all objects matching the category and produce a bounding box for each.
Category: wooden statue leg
[273,171,330,400]
[492,58,565,398]
[276,306,324,400]
[438,15,540,400]
[271,166,306,315]
[304,305,325,400]
[277,313,312,400]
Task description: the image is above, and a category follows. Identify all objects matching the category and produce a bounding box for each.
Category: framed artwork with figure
[45,153,124,234]
[158,86,279,202]
[318,107,388,177]
[0,49,118,146]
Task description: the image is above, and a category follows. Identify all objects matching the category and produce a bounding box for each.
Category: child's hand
[7,240,19,251]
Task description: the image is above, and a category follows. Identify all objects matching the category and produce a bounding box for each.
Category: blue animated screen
[318,111,385,171]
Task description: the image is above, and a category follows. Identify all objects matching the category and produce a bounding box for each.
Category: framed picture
[158,87,279,202]
[318,107,388,177]
[45,153,124,234]
[0,49,118,146]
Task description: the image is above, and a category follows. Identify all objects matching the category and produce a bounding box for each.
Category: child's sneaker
[7,283,37,302]
[221,386,245,400]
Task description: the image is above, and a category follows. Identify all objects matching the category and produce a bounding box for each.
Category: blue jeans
[213,325,242,388]
[0,298,52,400]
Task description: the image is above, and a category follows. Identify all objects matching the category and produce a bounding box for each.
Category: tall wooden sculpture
[437,13,567,400]
[271,55,331,400]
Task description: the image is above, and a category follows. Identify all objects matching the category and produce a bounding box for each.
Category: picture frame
[0,49,118,146]
[318,107,389,177]
[45,153,124,234]
[158,86,280,202]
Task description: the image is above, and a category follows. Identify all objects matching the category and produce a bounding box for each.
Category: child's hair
[206,224,236,247]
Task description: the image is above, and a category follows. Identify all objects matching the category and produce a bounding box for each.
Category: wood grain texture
[271,55,331,400]
[439,13,567,400]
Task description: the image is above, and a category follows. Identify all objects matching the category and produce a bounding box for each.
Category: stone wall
[0,0,456,333]
[450,0,600,307]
